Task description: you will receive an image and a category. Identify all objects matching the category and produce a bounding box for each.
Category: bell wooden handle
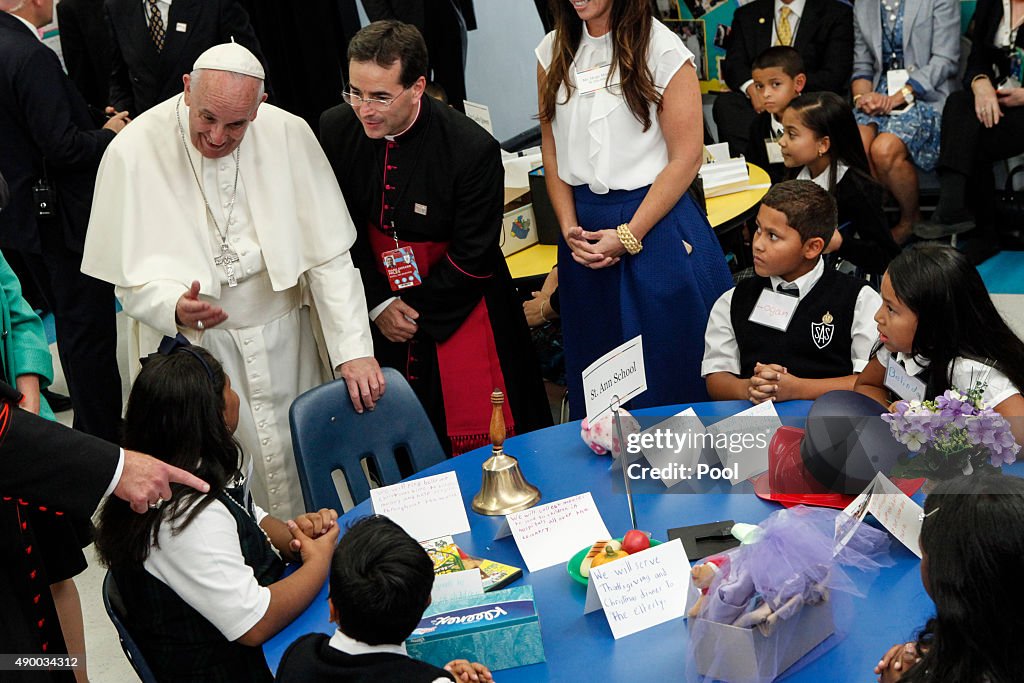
[489,389,505,454]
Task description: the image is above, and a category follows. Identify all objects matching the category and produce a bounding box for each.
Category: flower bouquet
[881,384,1020,482]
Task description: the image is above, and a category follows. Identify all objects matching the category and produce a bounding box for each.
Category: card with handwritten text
[497,492,611,573]
[370,472,470,542]
[584,539,691,638]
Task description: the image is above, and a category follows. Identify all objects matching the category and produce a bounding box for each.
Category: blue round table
[264,399,936,681]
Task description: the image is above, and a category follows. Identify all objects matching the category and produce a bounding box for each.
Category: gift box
[689,597,834,683]
[501,187,538,257]
[405,585,545,672]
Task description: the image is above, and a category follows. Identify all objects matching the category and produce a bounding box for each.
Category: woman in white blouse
[537,0,733,418]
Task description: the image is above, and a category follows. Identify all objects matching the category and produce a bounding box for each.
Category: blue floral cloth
[854,2,941,171]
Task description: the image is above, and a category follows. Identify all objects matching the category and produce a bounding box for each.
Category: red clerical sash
[368,227,514,454]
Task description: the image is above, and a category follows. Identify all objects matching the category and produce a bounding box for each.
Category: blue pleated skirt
[560,185,733,419]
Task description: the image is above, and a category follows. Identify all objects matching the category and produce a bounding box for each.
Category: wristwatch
[900,84,915,104]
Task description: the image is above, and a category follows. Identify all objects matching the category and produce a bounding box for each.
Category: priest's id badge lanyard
[378,132,426,292]
[176,95,243,287]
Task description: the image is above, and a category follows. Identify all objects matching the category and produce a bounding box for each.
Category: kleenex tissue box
[405,585,544,671]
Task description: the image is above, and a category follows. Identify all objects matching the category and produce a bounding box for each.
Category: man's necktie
[777,6,793,47]
[147,0,166,52]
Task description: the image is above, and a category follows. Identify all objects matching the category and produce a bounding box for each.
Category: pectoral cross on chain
[214,243,241,287]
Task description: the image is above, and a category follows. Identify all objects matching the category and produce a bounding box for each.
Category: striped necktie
[147,0,166,52]
[777,6,793,47]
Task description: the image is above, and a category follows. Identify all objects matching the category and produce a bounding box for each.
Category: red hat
[752,425,923,509]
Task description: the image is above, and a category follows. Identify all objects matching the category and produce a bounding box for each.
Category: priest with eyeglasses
[320,21,550,455]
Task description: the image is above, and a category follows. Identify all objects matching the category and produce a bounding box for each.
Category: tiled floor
[46,252,1024,682]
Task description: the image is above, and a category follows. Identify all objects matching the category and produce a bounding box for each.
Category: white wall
[355,2,546,142]
[464,3,547,142]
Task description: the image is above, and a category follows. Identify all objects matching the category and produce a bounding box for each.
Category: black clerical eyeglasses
[342,86,410,111]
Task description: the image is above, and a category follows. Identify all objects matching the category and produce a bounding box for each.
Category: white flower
[900,430,927,452]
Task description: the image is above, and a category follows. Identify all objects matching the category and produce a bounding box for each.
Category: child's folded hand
[444,659,493,682]
[294,508,339,539]
[287,518,341,565]
[874,641,920,682]
[747,362,788,404]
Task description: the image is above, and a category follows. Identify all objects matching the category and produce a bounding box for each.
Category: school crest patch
[811,311,834,350]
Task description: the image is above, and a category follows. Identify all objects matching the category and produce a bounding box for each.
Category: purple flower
[885,383,1019,472]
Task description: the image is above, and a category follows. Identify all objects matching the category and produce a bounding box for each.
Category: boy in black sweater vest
[702,181,880,403]
[744,47,806,184]
[275,515,492,683]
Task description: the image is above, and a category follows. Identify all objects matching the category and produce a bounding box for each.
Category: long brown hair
[539,0,661,131]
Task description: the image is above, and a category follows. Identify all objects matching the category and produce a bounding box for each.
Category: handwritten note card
[463,100,494,135]
[639,407,711,487]
[582,336,647,424]
[498,493,611,573]
[584,539,691,639]
[431,569,484,603]
[705,400,781,483]
[370,472,471,542]
[839,472,923,557]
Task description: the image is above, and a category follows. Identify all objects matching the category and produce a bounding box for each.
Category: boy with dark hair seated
[744,46,807,183]
[275,515,493,683]
[702,180,881,404]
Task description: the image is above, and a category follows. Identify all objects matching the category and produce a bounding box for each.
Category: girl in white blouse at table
[536,0,733,419]
[95,342,339,682]
[855,244,1024,446]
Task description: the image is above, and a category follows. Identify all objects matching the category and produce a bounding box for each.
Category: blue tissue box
[405,586,545,671]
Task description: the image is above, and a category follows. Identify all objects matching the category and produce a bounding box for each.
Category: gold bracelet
[540,298,551,322]
[852,93,864,103]
[616,223,643,255]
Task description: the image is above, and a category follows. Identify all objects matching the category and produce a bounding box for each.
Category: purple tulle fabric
[702,506,893,625]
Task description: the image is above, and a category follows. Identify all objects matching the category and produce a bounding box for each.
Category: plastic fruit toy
[580,539,621,577]
[621,529,651,554]
[589,544,629,570]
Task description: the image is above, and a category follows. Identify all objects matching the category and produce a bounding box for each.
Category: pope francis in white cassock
[82,43,385,520]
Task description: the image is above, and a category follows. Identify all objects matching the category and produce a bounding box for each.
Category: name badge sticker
[382,247,422,291]
[884,356,926,402]
[748,289,800,332]
[575,64,618,96]
[765,140,784,164]
[176,22,187,32]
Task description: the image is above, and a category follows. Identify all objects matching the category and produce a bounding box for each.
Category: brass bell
[471,389,541,515]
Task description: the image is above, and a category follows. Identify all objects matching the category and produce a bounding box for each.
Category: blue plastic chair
[289,368,446,510]
[101,571,158,683]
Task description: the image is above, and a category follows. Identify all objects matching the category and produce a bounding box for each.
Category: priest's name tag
[748,289,799,331]
[884,357,926,402]
[382,247,422,291]
[582,335,647,424]
[575,63,619,96]
[584,539,692,639]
